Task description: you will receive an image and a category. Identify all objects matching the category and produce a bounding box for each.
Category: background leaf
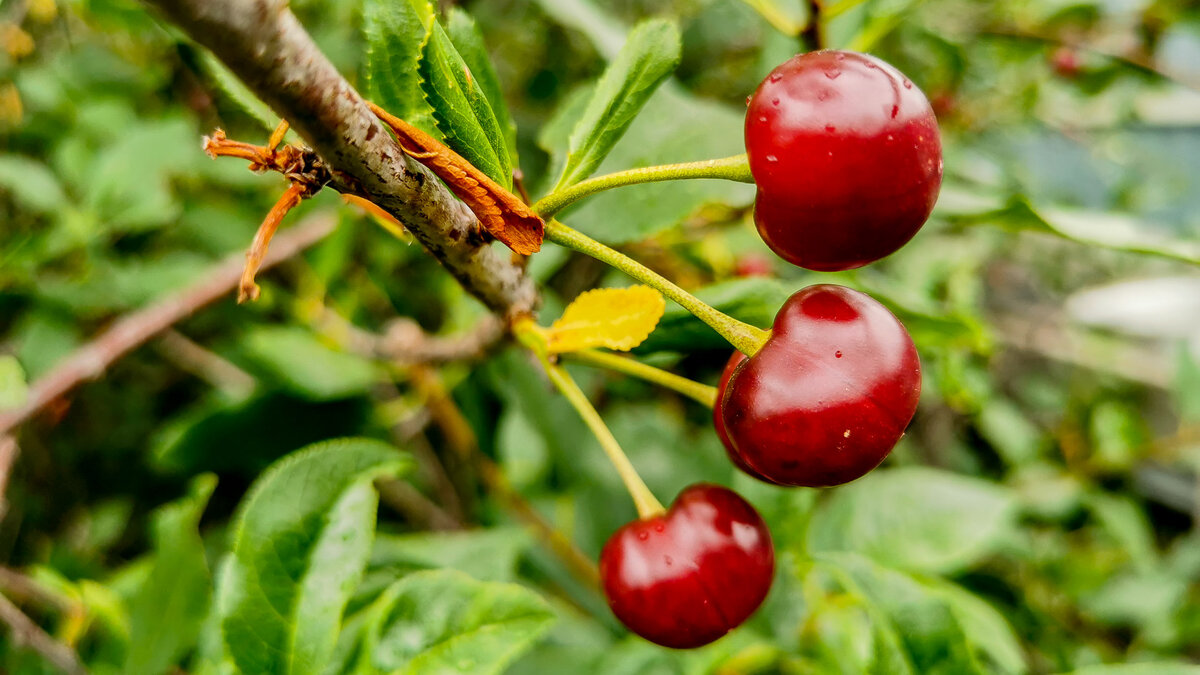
[122,474,216,675]
[446,8,516,164]
[808,467,1018,574]
[362,0,438,136]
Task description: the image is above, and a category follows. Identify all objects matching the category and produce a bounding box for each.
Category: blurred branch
[315,309,505,365]
[376,477,463,531]
[993,313,1172,389]
[982,27,1200,92]
[0,213,337,437]
[154,329,256,397]
[143,0,537,318]
[0,437,15,519]
[413,365,601,589]
[0,592,85,675]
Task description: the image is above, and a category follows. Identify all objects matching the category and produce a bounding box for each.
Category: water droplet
[745,95,751,106]
[886,134,894,142]
[903,79,913,89]
[825,124,836,133]
[835,53,846,61]
[654,523,664,532]
[817,91,829,101]
[827,151,834,157]
[638,531,649,540]
[758,115,767,123]
[835,351,843,358]
[843,429,851,438]
[765,154,778,163]
[771,97,780,106]
[664,555,673,566]
[769,72,782,83]
[891,105,899,118]
[824,68,841,80]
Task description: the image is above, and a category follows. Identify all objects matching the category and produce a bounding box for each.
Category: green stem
[544,220,771,356]
[534,154,753,220]
[547,365,665,519]
[564,349,717,408]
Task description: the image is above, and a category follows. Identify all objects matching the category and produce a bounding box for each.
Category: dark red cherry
[745,50,942,271]
[714,352,782,485]
[720,284,920,487]
[599,483,775,649]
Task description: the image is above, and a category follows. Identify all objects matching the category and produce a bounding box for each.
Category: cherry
[745,50,942,271]
[599,483,775,649]
[714,352,782,484]
[720,284,920,487]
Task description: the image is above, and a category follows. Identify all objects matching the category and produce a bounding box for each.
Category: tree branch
[0,592,85,675]
[143,0,537,318]
[0,213,336,437]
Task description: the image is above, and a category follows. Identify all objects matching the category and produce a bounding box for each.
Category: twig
[412,365,601,588]
[801,0,823,50]
[0,437,16,519]
[0,592,86,675]
[376,478,462,531]
[0,213,337,437]
[0,567,75,614]
[144,0,537,318]
[313,309,505,365]
[155,330,257,397]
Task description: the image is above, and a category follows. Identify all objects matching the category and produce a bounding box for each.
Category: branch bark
[0,592,86,675]
[144,0,537,318]
[0,213,336,437]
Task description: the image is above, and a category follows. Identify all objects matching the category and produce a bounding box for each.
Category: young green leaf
[553,18,682,191]
[362,0,438,135]
[419,18,512,188]
[123,474,217,675]
[446,8,517,165]
[216,439,412,675]
[0,355,29,409]
[337,569,555,675]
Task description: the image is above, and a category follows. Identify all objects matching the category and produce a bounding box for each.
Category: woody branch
[143,0,538,318]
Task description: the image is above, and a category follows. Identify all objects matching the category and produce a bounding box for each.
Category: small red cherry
[1051,47,1083,78]
[733,252,773,278]
[714,352,782,485]
[720,284,920,487]
[745,50,943,271]
[599,483,775,649]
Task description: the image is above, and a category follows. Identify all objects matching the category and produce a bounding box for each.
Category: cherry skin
[745,50,943,271]
[720,284,920,487]
[714,351,782,485]
[599,483,775,649]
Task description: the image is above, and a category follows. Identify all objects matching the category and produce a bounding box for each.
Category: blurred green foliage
[1,0,1199,673]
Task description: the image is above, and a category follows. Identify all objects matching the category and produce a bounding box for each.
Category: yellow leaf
[545,286,666,354]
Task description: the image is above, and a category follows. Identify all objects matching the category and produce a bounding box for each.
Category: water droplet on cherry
[638,531,649,540]
[825,124,836,133]
[765,154,778,163]
[903,79,913,89]
[824,68,841,80]
[835,350,843,358]
[769,73,783,82]
[771,98,780,106]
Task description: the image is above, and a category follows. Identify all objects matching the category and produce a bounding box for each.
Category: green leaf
[122,474,217,675]
[0,355,29,410]
[337,569,555,675]
[362,0,439,135]
[637,277,789,353]
[216,439,412,675]
[808,467,1017,574]
[924,578,1027,675]
[369,527,530,582]
[0,155,67,214]
[818,553,985,675]
[240,327,383,400]
[529,0,627,60]
[419,18,512,188]
[446,8,517,165]
[553,19,682,191]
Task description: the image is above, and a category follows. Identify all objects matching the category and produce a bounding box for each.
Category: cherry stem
[543,220,771,356]
[534,154,753,220]
[563,349,717,408]
[742,0,804,36]
[516,325,665,519]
